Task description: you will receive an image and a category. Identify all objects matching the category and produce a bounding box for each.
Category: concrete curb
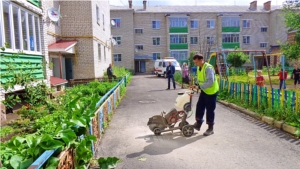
[217,100,299,138]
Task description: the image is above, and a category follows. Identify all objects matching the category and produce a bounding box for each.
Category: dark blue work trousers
[167,75,176,89]
[195,91,218,125]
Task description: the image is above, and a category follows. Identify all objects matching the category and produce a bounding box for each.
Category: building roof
[50,76,68,87]
[48,40,77,53]
[110,5,282,13]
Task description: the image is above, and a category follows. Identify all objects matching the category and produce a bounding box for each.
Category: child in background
[278,69,288,90]
[256,70,265,87]
[292,64,300,88]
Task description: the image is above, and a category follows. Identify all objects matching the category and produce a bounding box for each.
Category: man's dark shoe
[203,125,214,136]
[192,122,202,131]
[166,88,170,90]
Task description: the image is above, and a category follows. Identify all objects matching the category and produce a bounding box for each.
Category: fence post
[257,86,260,107]
[249,84,252,104]
[296,92,299,113]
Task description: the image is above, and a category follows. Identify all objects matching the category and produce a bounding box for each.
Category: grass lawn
[224,70,299,91]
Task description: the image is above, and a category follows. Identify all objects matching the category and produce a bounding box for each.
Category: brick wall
[111,9,135,72]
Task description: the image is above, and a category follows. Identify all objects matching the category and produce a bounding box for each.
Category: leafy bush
[226,48,250,68]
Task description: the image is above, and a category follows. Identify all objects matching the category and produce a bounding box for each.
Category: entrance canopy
[134,55,153,60]
[48,40,77,54]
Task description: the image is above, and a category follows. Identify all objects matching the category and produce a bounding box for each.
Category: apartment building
[111,0,288,73]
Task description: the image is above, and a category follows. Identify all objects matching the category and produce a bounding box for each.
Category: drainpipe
[59,52,63,79]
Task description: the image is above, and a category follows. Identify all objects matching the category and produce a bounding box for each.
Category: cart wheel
[179,121,189,131]
[153,127,161,135]
[182,125,194,137]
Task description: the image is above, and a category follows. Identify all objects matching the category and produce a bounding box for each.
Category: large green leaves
[98,157,121,169]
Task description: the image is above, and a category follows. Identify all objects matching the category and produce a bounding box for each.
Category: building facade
[111,0,288,73]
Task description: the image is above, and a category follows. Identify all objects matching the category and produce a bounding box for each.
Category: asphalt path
[95,75,300,169]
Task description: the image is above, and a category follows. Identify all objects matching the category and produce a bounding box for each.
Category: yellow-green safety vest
[197,62,219,95]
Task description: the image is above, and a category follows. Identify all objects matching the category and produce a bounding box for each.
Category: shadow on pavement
[126,132,205,158]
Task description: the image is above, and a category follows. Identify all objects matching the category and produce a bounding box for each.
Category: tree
[281,3,300,60]
[226,48,250,67]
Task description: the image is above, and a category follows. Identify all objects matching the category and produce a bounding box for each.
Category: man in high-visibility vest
[190,54,219,136]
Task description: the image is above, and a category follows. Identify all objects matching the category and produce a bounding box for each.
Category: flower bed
[0,74,130,169]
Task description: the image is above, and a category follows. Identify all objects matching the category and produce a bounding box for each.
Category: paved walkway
[95,75,300,169]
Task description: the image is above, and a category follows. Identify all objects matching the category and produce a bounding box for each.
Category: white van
[154,57,181,78]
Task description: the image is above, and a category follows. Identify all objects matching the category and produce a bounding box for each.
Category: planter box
[262,116,274,125]
[274,121,283,129]
[282,124,297,135]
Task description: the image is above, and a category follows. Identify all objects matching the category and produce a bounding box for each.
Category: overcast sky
[109,0,287,6]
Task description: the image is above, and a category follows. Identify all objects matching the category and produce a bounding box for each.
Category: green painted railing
[222,42,240,49]
[169,27,188,33]
[170,44,188,49]
[27,0,40,7]
[222,27,240,32]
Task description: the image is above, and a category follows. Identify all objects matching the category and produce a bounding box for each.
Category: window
[243,20,251,28]
[153,53,161,60]
[190,20,198,29]
[260,42,268,48]
[1,2,41,52]
[170,35,187,44]
[135,45,143,50]
[98,44,101,61]
[152,21,160,29]
[207,20,215,28]
[222,17,240,27]
[152,37,160,45]
[243,35,250,44]
[190,37,198,45]
[113,37,121,45]
[135,28,143,34]
[114,54,122,62]
[104,46,106,61]
[261,27,268,32]
[170,51,188,60]
[112,18,120,28]
[169,18,188,27]
[222,34,239,43]
[102,14,105,29]
[96,5,100,24]
[207,36,215,45]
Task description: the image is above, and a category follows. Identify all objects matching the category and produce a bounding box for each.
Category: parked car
[154,57,181,78]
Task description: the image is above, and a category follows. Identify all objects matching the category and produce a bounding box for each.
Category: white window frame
[170,34,188,44]
[222,16,240,27]
[96,5,100,25]
[111,18,121,28]
[242,19,251,28]
[206,36,215,45]
[207,20,215,29]
[190,20,198,29]
[152,37,160,46]
[190,36,198,45]
[0,1,41,54]
[260,42,268,48]
[152,52,161,60]
[102,13,105,30]
[222,33,240,43]
[112,36,121,45]
[152,20,160,29]
[135,44,144,50]
[169,17,188,28]
[98,43,101,61]
[243,35,251,44]
[134,28,143,34]
[114,53,122,62]
[260,27,268,32]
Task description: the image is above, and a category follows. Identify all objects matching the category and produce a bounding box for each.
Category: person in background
[181,62,190,89]
[166,61,176,90]
[278,69,288,90]
[292,64,300,88]
[255,70,265,87]
[107,63,117,82]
